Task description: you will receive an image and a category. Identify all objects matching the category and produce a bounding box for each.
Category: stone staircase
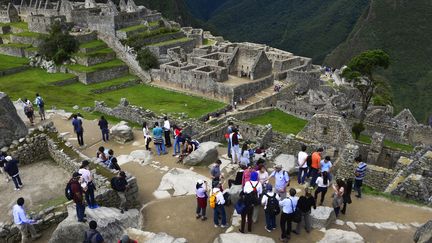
[236,85,277,111]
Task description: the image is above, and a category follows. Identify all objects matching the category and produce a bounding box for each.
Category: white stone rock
[72,105,79,110]
[346,221,356,230]
[378,222,399,230]
[132,141,141,146]
[310,206,336,229]
[231,211,241,227]
[335,219,345,226]
[153,190,172,199]
[129,150,152,165]
[117,154,133,165]
[110,121,134,143]
[318,229,364,243]
[156,168,210,197]
[273,154,296,174]
[214,233,275,243]
[125,228,187,243]
[228,185,243,204]
[183,141,220,166]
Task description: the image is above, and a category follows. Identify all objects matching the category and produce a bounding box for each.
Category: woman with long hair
[332,179,345,217]
[239,143,250,167]
[314,171,330,205]
[142,122,151,151]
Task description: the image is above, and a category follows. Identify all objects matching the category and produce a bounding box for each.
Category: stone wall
[68,65,129,84]
[0,65,29,77]
[75,51,116,66]
[241,84,296,111]
[90,79,140,94]
[0,45,25,57]
[277,100,316,120]
[0,92,28,148]
[232,75,274,102]
[285,68,321,91]
[10,34,45,48]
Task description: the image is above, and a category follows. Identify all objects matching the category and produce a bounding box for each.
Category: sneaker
[120,209,124,214]
[196,215,201,219]
[214,224,219,228]
[238,229,244,233]
[221,225,228,228]
[175,155,180,158]
[93,204,99,209]
[125,208,128,211]
[201,216,207,221]
[355,195,361,198]
[18,184,23,188]
[265,226,271,232]
[78,219,87,223]
[14,188,20,191]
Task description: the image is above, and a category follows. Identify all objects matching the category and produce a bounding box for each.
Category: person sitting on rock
[83,220,104,243]
[96,146,108,164]
[177,138,197,163]
[13,197,41,242]
[107,149,121,171]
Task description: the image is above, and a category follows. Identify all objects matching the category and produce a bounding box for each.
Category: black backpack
[65,182,73,200]
[244,182,259,206]
[306,155,312,167]
[83,230,99,243]
[265,193,281,215]
[110,177,119,191]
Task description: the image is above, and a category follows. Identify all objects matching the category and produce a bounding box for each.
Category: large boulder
[228,185,243,204]
[0,92,27,148]
[310,206,336,229]
[110,121,134,143]
[273,154,296,175]
[414,220,432,243]
[125,228,187,242]
[129,150,152,164]
[318,229,364,243]
[183,142,220,166]
[49,206,139,243]
[213,233,275,243]
[154,168,210,197]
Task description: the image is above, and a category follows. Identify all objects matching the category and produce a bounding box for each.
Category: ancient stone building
[0,92,28,148]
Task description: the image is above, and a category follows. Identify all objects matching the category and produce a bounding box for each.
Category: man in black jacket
[4,156,23,191]
[112,171,129,213]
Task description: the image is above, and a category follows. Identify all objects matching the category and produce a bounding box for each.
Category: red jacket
[70,178,83,204]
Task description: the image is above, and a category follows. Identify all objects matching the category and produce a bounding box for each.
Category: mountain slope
[324,0,432,122]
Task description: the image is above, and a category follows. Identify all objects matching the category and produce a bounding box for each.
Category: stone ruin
[0,92,27,148]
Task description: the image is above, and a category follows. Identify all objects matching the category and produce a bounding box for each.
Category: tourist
[228,164,244,188]
[310,148,323,187]
[78,160,99,209]
[269,164,289,199]
[177,138,196,163]
[111,171,129,214]
[4,156,23,191]
[294,187,316,234]
[34,93,45,121]
[142,122,151,151]
[0,152,10,182]
[118,235,137,243]
[226,121,234,159]
[261,183,280,232]
[320,156,333,181]
[279,188,298,242]
[258,165,269,186]
[239,143,250,167]
[107,149,121,171]
[297,145,308,185]
[341,178,353,215]
[72,114,84,146]
[96,146,108,164]
[239,176,259,233]
[97,116,109,142]
[211,187,227,228]
[13,197,41,242]
[353,156,367,198]
[69,172,86,222]
[23,98,35,125]
[247,171,262,223]
[195,179,208,221]
[241,164,255,187]
[83,220,104,243]
[229,128,241,163]
[314,171,330,205]
[152,122,166,156]
[163,116,172,147]
[332,179,345,217]
[210,160,223,188]
[172,125,182,156]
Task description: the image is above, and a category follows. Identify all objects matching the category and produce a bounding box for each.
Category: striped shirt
[355,162,367,180]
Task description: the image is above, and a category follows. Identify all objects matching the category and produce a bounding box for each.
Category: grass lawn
[0,43,32,48]
[148,21,159,27]
[119,24,147,32]
[203,38,216,46]
[0,54,28,71]
[0,22,29,30]
[0,68,225,118]
[13,31,46,38]
[79,40,107,49]
[148,37,192,47]
[246,109,308,134]
[66,59,125,73]
[362,185,422,206]
[353,133,414,152]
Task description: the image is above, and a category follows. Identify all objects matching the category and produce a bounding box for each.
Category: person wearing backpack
[261,183,280,232]
[269,164,289,199]
[23,98,35,125]
[240,172,262,233]
[83,220,104,243]
[34,93,45,121]
[279,188,298,242]
[78,160,99,209]
[111,171,129,214]
[210,187,227,228]
[293,187,316,234]
[107,149,121,171]
[69,172,86,222]
[72,114,84,147]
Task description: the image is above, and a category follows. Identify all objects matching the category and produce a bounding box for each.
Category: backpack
[265,193,280,215]
[65,182,73,200]
[110,177,119,191]
[244,181,259,206]
[306,155,312,167]
[83,230,99,243]
[191,140,200,149]
[37,97,44,107]
[209,192,219,209]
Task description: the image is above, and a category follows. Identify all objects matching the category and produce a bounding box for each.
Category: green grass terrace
[353,132,414,152]
[65,59,125,73]
[246,109,308,135]
[0,54,28,71]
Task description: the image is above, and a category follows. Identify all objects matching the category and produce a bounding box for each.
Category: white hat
[5,156,12,161]
[197,179,204,184]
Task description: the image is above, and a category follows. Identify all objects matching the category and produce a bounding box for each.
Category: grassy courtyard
[0,54,28,71]
[353,132,414,152]
[0,67,225,118]
[246,109,308,134]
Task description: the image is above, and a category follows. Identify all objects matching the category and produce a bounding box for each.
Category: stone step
[78,40,108,54]
[74,48,116,66]
[116,24,149,40]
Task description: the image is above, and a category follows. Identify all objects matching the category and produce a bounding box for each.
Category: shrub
[137,48,158,70]
[39,21,78,65]
[352,122,365,140]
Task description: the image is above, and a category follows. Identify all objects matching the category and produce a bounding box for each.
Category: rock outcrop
[213,233,275,243]
[318,229,364,243]
[414,220,432,243]
[273,154,296,175]
[49,205,139,243]
[0,92,27,148]
[310,206,336,229]
[154,168,210,197]
[125,228,188,243]
[110,121,134,143]
[183,141,220,166]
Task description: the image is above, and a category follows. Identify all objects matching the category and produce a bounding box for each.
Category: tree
[342,49,390,122]
[136,48,159,70]
[39,21,79,65]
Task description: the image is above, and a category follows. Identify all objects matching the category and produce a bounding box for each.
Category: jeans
[309,168,319,187]
[145,137,151,150]
[334,206,341,217]
[85,182,96,208]
[240,206,253,232]
[101,128,109,142]
[298,167,308,184]
[264,211,276,230]
[280,212,294,239]
[354,179,363,197]
[76,131,84,146]
[164,130,171,147]
[76,202,85,221]
[213,204,226,226]
[17,223,38,242]
[117,191,127,210]
[295,211,311,233]
[173,137,181,155]
[12,174,23,189]
[156,143,166,156]
[227,139,232,158]
[252,205,259,223]
[314,187,328,205]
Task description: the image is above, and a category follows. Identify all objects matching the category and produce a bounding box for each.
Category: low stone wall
[241,84,296,111]
[94,100,158,125]
[10,35,44,48]
[116,27,147,40]
[0,65,29,77]
[91,79,140,94]
[68,65,129,84]
[0,45,25,57]
[147,38,195,56]
[51,77,79,86]
[75,51,116,66]
[277,100,315,120]
[232,75,274,102]
[73,31,98,44]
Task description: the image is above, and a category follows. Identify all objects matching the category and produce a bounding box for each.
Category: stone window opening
[323,127,328,135]
[256,130,259,136]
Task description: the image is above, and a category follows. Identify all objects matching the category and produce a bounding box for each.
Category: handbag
[289,198,302,223]
[235,199,246,214]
